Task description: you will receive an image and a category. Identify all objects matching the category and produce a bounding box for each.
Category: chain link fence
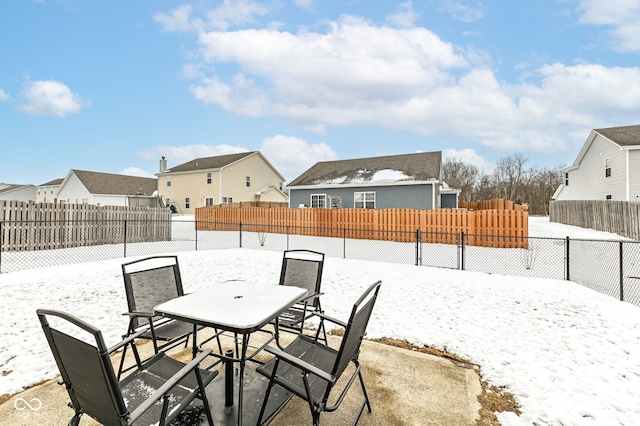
[1,219,639,306]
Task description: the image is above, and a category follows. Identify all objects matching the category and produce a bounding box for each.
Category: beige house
[36,178,64,203]
[156,151,288,214]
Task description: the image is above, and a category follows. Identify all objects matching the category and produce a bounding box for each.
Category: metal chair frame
[37,308,217,426]
[257,280,382,426]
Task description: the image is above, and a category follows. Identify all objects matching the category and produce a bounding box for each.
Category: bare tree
[442,157,480,201]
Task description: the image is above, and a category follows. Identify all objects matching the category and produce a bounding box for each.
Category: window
[354,191,376,209]
[605,158,611,178]
[167,176,172,187]
[185,198,190,209]
[206,172,212,184]
[222,197,233,204]
[205,197,214,206]
[606,195,612,200]
[310,194,327,208]
[37,188,41,194]
[246,176,251,187]
[565,172,569,186]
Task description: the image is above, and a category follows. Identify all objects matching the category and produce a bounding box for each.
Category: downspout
[219,169,223,205]
[626,150,630,201]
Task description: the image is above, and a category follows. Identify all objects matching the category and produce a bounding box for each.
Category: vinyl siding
[630,150,640,201]
[289,184,435,210]
[559,135,627,200]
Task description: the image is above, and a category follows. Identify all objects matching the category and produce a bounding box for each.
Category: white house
[0,184,36,203]
[554,125,640,202]
[57,170,158,207]
[35,178,64,203]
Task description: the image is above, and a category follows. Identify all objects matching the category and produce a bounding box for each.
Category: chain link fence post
[619,241,624,301]
[565,236,570,281]
[123,220,128,258]
[461,232,466,270]
[239,222,243,248]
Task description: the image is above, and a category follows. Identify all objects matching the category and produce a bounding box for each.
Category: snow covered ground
[1,216,639,425]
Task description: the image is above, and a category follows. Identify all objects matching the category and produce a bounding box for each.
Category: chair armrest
[128,348,217,423]
[313,312,347,328]
[107,328,148,354]
[299,292,324,304]
[122,310,154,318]
[264,346,336,384]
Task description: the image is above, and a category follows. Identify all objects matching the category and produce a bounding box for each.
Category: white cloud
[0,89,10,101]
[154,1,269,33]
[438,1,484,23]
[19,80,88,117]
[442,148,494,173]
[292,0,313,10]
[136,144,249,166]
[260,135,338,181]
[577,0,640,51]
[385,1,419,28]
[118,167,158,178]
[165,9,640,160]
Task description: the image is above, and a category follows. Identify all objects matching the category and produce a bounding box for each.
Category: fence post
[195,219,198,251]
[343,228,346,259]
[415,229,420,266]
[619,241,624,301]
[461,232,465,270]
[565,236,570,281]
[286,226,290,250]
[123,220,127,258]
[0,221,2,273]
[239,222,243,248]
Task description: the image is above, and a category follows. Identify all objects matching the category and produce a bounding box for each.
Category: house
[35,178,64,203]
[553,125,640,201]
[0,184,36,203]
[286,151,459,210]
[56,170,159,207]
[156,151,287,214]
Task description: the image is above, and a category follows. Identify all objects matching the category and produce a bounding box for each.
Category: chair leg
[195,369,214,426]
[257,361,280,425]
[358,369,372,413]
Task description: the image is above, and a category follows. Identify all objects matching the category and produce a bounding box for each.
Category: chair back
[332,281,382,379]
[37,309,128,426]
[122,256,184,329]
[279,250,324,307]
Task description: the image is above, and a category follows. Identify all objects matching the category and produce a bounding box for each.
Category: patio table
[154,280,308,426]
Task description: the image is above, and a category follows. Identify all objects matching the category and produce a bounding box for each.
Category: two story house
[286,151,459,210]
[554,125,640,201]
[156,151,287,214]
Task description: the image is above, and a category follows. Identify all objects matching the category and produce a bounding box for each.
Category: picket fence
[195,206,529,248]
[0,200,172,251]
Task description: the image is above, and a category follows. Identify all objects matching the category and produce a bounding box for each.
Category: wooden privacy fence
[0,200,172,252]
[196,207,529,248]
[459,198,528,212]
[550,200,640,241]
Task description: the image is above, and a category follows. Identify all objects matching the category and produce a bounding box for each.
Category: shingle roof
[165,152,255,173]
[594,125,640,146]
[287,151,442,187]
[39,178,64,186]
[0,184,31,194]
[72,170,157,196]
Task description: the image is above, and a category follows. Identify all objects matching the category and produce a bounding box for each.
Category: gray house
[287,151,459,210]
[554,124,640,201]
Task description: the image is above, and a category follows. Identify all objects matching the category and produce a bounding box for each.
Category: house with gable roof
[0,183,36,203]
[36,178,64,203]
[553,125,640,201]
[286,151,459,210]
[56,170,158,207]
[156,151,287,214]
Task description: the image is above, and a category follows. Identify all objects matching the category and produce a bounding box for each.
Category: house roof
[71,170,157,196]
[594,124,640,146]
[163,152,256,173]
[39,178,64,186]
[0,184,33,194]
[287,151,442,187]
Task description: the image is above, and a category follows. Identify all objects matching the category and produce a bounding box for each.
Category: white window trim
[204,196,215,206]
[354,191,376,209]
[605,158,612,178]
[310,194,327,208]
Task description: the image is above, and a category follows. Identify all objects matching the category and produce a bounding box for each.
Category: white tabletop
[154,280,308,333]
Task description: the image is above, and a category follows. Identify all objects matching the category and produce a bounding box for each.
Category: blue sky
[2,0,639,185]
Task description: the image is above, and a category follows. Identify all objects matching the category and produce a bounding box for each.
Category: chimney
[159,156,167,173]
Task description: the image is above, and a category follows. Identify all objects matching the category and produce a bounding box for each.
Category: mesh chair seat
[257,280,382,426]
[138,319,197,342]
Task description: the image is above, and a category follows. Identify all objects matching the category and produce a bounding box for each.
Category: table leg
[224,349,234,407]
[192,324,198,359]
[237,334,250,426]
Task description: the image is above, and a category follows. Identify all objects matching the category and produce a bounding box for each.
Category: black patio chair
[37,308,217,426]
[256,280,382,426]
[276,249,327,342]
[118,255,204,378]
